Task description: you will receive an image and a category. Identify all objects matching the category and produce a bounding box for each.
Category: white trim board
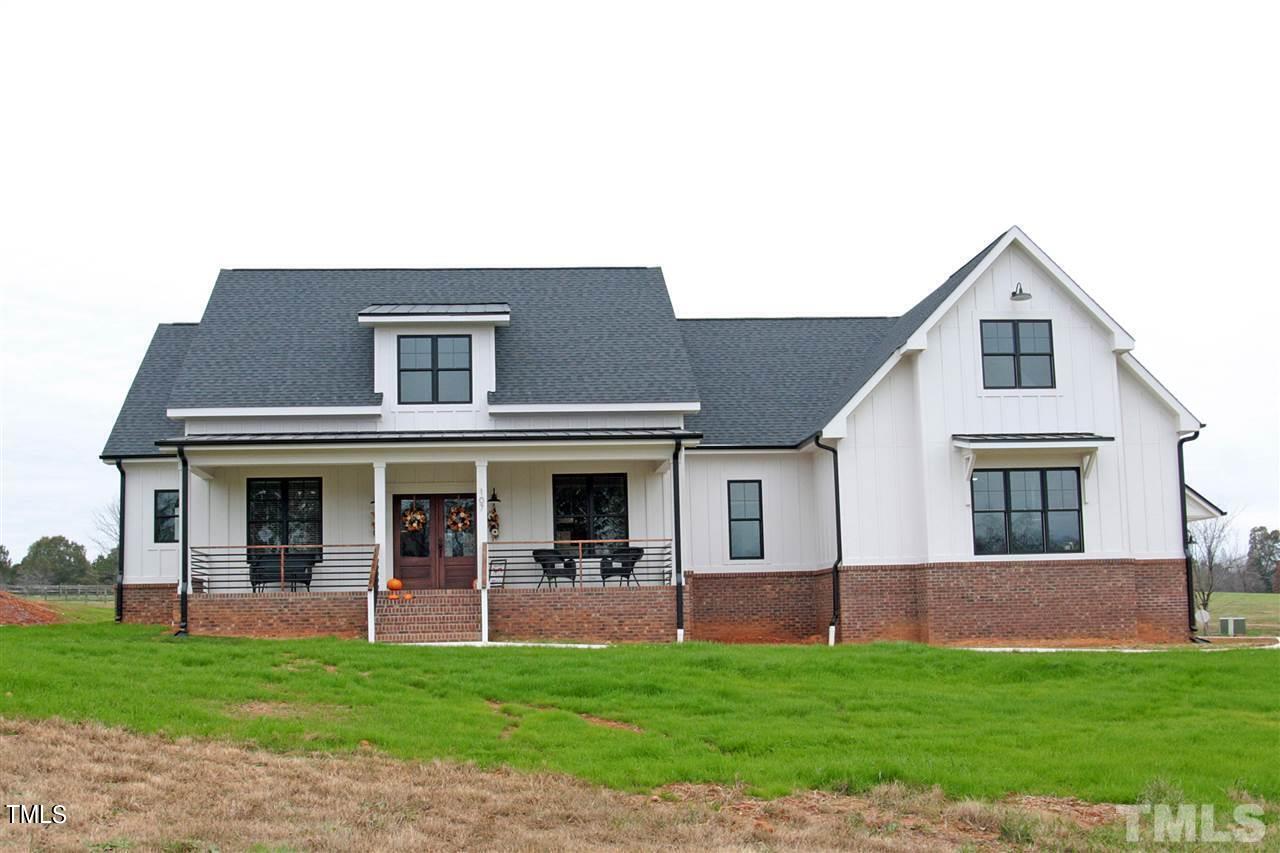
[168,406,382,419]
[488,401,701,414]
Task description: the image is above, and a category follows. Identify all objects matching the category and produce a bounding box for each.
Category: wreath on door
[401,507,427,533]
[447,505,473,533]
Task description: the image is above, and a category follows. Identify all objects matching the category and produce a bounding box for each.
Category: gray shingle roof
[167,268,698,408]
[101,323,197,457]
[682,231,1009,446]
[105,233,1014,455]
[681,317,897,446]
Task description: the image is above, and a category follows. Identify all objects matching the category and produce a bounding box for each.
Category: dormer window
[397,335,472,404]
[981,320,1054,389]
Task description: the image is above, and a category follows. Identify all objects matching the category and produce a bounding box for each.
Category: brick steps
[374,590,482,643]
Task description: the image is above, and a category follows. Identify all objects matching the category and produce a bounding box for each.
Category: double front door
[393,494,477,589]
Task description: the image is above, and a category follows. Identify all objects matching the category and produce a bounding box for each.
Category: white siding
[838,356,927,563]
[486,460,673,544]
[1117,363,1184,556]
[839,242,1186,563]
[121,461,181,583]
[683,450,831,571]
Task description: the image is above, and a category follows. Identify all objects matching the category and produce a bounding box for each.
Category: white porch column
[474,462,490,577]
[475,460,490,643]
[373,462,389,590]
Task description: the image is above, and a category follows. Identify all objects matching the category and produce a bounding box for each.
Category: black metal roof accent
[358,302,510,316]
[157,428,701,447]
[951,432,1115,443]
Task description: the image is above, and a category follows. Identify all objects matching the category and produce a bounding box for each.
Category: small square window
[981,320,1055,389]
[397,335,471,404]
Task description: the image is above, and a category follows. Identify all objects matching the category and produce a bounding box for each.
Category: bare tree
[1190,515,1241,613]
[91,499,121,558]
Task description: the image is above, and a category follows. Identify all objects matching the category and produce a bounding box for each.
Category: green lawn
[1208,591,1280,636]
[1,623,1276,809]
[32,597,116,624]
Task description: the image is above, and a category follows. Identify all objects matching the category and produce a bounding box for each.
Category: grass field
[1,621,1276,812]
[1208,591,1280,636]
[30,597,116,624]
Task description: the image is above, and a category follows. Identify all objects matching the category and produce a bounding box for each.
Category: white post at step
[373,462,388,591]
[475,460,489,643]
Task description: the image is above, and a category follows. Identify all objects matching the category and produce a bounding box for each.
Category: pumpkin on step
[387,578,403,591]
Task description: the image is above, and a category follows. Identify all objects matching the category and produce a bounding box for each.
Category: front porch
[174,438,686,642]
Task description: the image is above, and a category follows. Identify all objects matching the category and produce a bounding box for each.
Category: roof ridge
[679,315,897,322]
[221,266,659,272]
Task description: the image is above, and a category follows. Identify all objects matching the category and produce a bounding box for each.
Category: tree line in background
[1191,519,1279,612]
[0,501,120,586]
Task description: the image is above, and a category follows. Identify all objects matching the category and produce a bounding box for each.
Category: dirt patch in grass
[0,592,59,626]
[0,717,1136,851]
[487,700,646,736]
[579,712,644,733]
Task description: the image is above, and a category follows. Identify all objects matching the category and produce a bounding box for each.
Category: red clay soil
[0,592,60,625]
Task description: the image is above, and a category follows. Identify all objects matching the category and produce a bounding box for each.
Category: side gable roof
[101,323,197,458]
[167,268,699,408]
[681,317,897,446]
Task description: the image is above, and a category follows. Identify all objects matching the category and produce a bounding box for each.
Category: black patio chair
[283,549,320,591]
[599,547,644,586]
[533,548,577,588]
[248,550,279,592]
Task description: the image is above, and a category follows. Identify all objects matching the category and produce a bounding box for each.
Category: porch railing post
[278,546,285,592]
[577,541,584,587]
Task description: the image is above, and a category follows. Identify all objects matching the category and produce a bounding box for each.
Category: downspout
[1177,430,1201,638]
[672,439,684,642]
[813,434,843,646]
[175,445,189,637]
[114,460,126,622]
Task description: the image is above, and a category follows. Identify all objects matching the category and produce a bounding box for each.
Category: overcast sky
[1,1,1276,561]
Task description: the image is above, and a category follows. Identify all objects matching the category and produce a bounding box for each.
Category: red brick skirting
[685,570,832,643]
[489,586,675,643]
[187,591,366,639]
[119,583,177,626]
[838,559,1188,645]
[122,558,1189,645]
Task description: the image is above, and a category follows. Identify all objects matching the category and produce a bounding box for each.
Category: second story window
[981,320,1054,389]
[397,335,472,404]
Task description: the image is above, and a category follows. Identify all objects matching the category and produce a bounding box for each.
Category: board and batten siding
[120,460,181,583]
[837,242,1187,564]
[683,450,834,572]
[486,460,673,544]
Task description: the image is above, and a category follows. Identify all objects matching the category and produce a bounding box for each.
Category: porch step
[374,590,481,643]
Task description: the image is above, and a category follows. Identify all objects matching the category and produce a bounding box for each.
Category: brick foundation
[376,590,481,643]
[685,570,832,643]
[119,583,177,626]
[489,586,675,643]
[121,558,1189,646]
[187,591,367,639]
[837,558,1188,645]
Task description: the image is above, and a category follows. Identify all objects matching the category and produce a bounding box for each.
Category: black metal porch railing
[483,538,673,588]
[189,544,379,593]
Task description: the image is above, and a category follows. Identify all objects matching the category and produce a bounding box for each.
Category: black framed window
[971,468,1082,555]
[728,480,764,560]
[397,335,472,404]
[154,490,179,543]
[247,478,322,547]
[981,320,1055,389]
[552,474,628,552]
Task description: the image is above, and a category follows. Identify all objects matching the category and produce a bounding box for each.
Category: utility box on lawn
[1219,616,1247,636]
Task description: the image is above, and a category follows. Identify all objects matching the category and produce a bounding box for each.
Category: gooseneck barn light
[1010,282,1032,301]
